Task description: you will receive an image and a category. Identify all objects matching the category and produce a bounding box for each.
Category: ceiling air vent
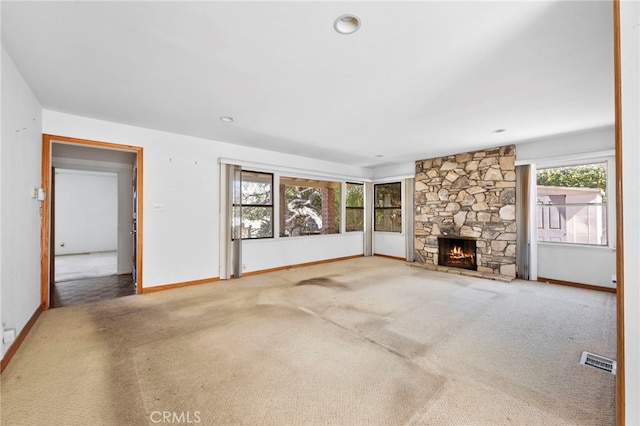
[580,351,616,375]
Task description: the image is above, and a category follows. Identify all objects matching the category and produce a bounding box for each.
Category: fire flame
[449,245,474,262]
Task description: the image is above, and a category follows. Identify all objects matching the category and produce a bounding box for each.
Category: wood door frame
[40,134,144,308]
[612,0,625,423]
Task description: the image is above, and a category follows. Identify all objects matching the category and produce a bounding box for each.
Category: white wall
[374,232,405,258]
[516,125,614,163]
[515,127,616,287]
[371,162,414,180]
[621,0,640,422]
[1,47,43,358]
[536,244,615,288]
[54,170,118,255]
[43,110,371,288]
[242,233,364,273]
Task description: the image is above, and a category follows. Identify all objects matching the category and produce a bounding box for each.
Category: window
[374,182,402,232]
[536,162,607,245]
[239,171,273,239]
[346,183,364,232]
[280,177,341,236]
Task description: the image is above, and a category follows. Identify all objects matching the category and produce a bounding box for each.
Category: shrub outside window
[346,183,364,232]
[280,177,341,237]
[374,182,402,232]
[536,162,608,246]
[238,171,273,239]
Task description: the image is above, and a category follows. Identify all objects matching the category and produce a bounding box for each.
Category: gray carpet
[55,251,118,282]
[1,257,616,425]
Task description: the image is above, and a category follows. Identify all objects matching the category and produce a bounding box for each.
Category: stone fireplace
[414,145,516,279]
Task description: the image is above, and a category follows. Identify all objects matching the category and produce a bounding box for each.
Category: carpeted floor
[1,257,616,425]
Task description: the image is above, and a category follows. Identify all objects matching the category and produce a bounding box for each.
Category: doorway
[51,169,134,307]
[41,135,143,309]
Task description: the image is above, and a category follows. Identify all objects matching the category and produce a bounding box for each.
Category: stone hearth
[414,145,516,279]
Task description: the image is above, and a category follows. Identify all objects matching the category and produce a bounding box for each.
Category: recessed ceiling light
[492,128,507,133]
[334,14,361,34]
[220,116,234,123]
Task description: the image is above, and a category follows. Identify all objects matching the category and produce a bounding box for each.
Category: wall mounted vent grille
[580,351,616,375]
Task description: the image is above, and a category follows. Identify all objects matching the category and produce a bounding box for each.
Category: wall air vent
[580,351,616,375]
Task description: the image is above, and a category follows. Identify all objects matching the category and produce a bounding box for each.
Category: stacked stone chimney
[414,145,517,278]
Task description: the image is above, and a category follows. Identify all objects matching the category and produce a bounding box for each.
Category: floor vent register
[580,351,616,375]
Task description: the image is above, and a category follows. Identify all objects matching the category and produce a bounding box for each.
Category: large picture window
[536,162,608,246]
[346,183,364,232]
[374,182,402,232]
[280,177,341,237]
[239,171,273,239]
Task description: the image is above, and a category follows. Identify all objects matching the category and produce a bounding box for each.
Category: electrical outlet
[3,329,16,344]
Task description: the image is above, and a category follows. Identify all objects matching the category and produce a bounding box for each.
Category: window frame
[279,176,342,237]
[238,170,274,240]
[374,181,402,233]
[345,182,364,232]
[535,158,612,248]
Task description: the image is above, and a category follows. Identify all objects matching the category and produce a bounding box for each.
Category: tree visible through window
[346,183,364,232]
[536,162,608,245]
[374,182,402,232]
[280,177,341,237]
[239,171,273,239]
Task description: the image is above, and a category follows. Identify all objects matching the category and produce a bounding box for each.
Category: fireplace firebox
[438,237,477,271]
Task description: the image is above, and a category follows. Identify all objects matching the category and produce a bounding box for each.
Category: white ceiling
[1,1,614,168]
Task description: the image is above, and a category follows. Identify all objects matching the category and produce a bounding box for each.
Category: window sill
[243,233,360,243]
[536,241,616,252]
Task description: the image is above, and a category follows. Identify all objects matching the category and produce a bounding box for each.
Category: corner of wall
[1,46,44,359]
